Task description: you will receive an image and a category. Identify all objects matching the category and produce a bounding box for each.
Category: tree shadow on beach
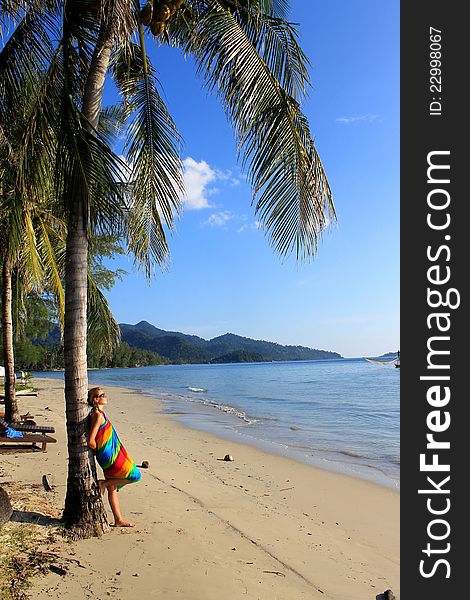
[10,510,62,527]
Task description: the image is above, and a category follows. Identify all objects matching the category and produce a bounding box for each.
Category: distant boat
[365,351,400,368]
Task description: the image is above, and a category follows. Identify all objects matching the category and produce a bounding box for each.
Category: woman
[87,387,141,527]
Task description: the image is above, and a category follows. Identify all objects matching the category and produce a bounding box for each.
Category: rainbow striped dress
[95,411,141,487]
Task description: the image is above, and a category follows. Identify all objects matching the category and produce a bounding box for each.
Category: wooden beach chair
[0,418,55,435]
[0,433,57,453]
[0,418,56,452]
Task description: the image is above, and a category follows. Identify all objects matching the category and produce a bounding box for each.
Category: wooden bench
[0,434,57,453]
[11,423,55,434]
[0,418,55,435]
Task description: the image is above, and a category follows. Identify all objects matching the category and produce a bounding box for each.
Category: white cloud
[335,114,379,124]
[204,211,234,227]
[182,157,217,210]
[182,158,242,210]
[237,220,261,233]
[213,169,241,187]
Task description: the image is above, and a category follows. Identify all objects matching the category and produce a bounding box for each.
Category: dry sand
[1,378,399,599]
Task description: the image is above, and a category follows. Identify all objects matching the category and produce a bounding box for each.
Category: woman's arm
[87,410,104,451]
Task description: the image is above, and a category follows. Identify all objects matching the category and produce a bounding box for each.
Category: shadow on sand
[10,510,61,527]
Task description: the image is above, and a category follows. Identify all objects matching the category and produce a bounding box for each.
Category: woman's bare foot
[110,520,135,527]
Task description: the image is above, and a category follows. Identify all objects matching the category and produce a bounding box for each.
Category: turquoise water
[35,358,399,489]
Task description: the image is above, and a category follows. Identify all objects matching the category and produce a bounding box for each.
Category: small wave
[258,415,280,422]
[339,450,366,458]
[208,402,257,424]
[180,394,257,425]
[289,444,314,450]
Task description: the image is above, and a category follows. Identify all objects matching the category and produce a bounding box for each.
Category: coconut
[140,3,153,25]
[153,3,171,21]
[167,2,176,16]
[150,19,165,36]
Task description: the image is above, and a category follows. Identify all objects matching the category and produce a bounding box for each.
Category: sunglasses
[96,393,106,398]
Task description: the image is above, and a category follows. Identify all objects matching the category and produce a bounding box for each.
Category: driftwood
[42,475,53,492]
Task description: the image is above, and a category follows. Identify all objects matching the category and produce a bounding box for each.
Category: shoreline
[3,377,399,599]
[33,367,400,491]
[160,400,400,491]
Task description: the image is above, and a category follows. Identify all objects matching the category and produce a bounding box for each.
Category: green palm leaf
[0,6,57,118]
[111,36,184,275]
[170,1,334,259]
[87,272,121,356]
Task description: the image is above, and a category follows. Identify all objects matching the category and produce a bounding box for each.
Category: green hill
[209,350,266,364]
[119,321,342,364]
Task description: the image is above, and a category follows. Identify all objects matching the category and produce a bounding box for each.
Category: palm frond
[238,8,311,100]
[220,1,289,20]
[21,209,44,285]
[36,214,66,327]
[17,44,65,205]
[170,1,334,259]
[54,88,129,236]
[99,103,128,146]
[87,272,121,356]
[0,6,57,119]
[111,36,184,275]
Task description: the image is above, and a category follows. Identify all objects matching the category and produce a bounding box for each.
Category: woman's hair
[87,387,103,408]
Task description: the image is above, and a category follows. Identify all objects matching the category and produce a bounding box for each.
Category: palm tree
[0,73,121,426]
[0,71,66,422]
[0,249,17,421]
[0,206,63,423]
[1,0,334,537]
[0,100,18,420]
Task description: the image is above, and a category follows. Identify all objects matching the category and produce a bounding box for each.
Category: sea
[34,358,400,490]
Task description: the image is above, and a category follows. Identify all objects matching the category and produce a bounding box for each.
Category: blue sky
[104,0,400,358]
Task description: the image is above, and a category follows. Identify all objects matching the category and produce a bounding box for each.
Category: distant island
[118,321,342,365]
[210,350,267,364]
[20,320,342,370]
[373,351,399,359]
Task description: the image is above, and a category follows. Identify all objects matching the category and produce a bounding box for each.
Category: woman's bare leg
[98,479,135,527]
[107,485,135,527]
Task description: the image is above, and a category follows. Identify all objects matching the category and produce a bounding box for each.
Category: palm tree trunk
[2,254,20,423]
[62,28,114,536]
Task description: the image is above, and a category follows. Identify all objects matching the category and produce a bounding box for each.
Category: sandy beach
[1,378,399,599]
